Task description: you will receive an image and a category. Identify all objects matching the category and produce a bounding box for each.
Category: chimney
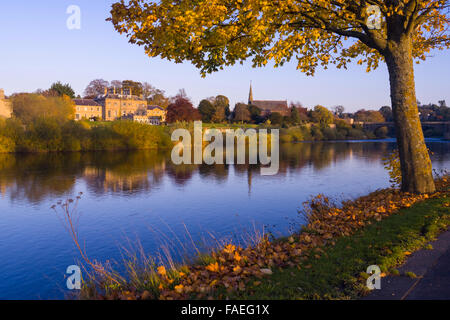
[130,88,132,97]
[104,87,108,95]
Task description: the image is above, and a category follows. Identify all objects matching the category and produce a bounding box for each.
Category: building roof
[74,99,101,106]
[250,100,289,113]
[248,84,289,115]
[147,105,164,110]
[95,94,146,101]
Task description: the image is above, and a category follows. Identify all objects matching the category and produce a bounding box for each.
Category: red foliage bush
[166,97,201,123]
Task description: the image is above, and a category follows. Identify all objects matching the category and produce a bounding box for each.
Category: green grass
[201,123,260,129]
[226,196,450,300]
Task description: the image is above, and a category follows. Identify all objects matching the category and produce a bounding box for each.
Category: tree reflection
[0,141,447,204]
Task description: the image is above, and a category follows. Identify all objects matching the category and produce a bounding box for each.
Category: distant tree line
[417,100,450,121]
[83,79,171,108]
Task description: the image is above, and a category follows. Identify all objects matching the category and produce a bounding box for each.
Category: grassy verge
[228,196,450,300]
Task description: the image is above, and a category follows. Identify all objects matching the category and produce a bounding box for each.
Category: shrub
[311,126,324,141]
[375,126,389,138]
[299,126,313,141]
[25,118,63,151]
[335,129,347,140]
[280,134,293,143]
[0,136,15,153]
[347,128,365,139]
[323,127,337,140]
[63,137,82,152]
[291,128,305,142]
[0,117,171,153]
[11,93,74,124]
[365,130,376,139]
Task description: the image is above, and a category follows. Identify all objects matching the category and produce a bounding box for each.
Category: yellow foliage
[205,262,220,272]
[109,1,449,77]
[174,284,184,293]
[223,244,236,254]
[157,266,167,277]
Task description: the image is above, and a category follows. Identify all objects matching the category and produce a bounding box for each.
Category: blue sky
[0,0,449,112]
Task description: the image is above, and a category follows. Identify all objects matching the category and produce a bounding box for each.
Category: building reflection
[0,141,447,204]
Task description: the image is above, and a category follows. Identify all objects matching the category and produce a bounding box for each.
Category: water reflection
[0,140,449,299]
[0,140,448,204]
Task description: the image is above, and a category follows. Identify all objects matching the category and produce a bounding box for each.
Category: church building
[248,84,290,117]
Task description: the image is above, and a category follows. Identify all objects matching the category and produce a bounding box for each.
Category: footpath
[365,228,450,300]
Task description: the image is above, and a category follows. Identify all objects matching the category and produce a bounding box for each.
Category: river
[0,139,449,299]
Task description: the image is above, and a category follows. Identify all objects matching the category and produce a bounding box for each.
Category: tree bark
[385,36,435,193]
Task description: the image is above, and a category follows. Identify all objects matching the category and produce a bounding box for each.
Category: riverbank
[230,190,450,299]
[74,176,449,300]
[200,122,387,142]
[0,117,389,154]
[0,118,172,152]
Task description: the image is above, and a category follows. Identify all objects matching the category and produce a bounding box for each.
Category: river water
[0,139,449,299]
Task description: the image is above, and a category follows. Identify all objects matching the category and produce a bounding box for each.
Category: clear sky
[0,0,449,112]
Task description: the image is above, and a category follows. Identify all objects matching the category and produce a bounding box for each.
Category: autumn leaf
[206,262,220,273]
[174,285,184,294]
[157,266,167,277]
[223,244,236,254]
[233,265,242,273]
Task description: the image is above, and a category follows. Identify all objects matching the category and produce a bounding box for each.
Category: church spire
[248,81,253,105]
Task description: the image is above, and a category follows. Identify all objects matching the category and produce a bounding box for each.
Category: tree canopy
[110,0,449,76]
[84,79,109,98]
[234,103,251,122]
[354,109,386,122]
[11,94,75,124]
[49,82,75,99]
[122,80,143,96]
[166,97,201,123]
[198,99,216,122]
[310,105,334,125]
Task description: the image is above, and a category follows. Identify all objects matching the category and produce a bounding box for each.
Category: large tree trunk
[385,36,435,193]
